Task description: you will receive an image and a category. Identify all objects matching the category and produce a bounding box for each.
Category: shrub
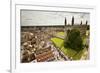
[64,29,83,51]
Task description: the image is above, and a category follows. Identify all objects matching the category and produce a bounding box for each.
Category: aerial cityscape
[20,10,90,63]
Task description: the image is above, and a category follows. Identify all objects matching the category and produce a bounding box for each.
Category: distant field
[55,32,65,39]
[56,32,64,36]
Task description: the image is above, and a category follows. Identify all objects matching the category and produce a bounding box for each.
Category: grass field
[55,32,65,39]
[56,32,64,36]
[61,47,77,58]
[72,48,87,60]
[51,38,64,48]
[51,37,77,59]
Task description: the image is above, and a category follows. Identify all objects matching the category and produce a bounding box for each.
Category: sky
[21,10,90,26]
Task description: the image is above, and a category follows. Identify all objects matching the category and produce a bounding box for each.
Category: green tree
[64,29,83,51]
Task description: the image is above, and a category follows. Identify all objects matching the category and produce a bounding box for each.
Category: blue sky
[21,10,90,26]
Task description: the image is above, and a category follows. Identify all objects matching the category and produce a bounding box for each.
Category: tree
[64,29,83,51]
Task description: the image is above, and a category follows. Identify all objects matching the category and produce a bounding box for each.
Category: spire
[86,20,88,25]
[80,20,82,25]
[72,16,74,26]
[65,17,67,26]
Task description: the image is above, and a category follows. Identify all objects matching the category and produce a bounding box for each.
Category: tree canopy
[64,29,83,51]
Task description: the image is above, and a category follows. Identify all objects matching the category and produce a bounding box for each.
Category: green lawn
[61,47,77,58]
[51,37,77,59]
[73,48,87,60]
[51,38,64,48]
[56,32,64,36]
[55,32,65,39]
